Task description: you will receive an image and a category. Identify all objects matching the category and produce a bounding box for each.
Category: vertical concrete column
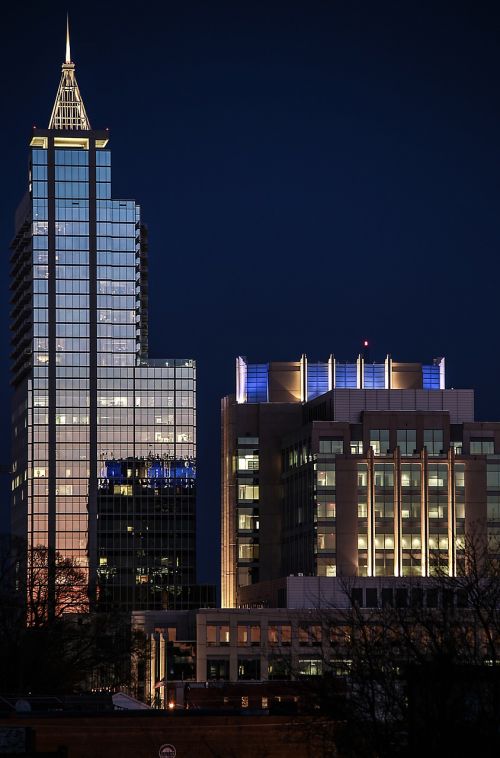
[421,449,428,576]
[448,449,455,577]
[393,447,402,577]
[465,458,487,569]
[367,447,375,576]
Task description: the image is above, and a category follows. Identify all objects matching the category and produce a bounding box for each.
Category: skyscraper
[11,25,213,615]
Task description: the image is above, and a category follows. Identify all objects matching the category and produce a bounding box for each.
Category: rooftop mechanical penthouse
[221,354,500,608]
[11,24,214,615]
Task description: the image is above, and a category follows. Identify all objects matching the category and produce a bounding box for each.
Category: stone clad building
[222,353,498,607]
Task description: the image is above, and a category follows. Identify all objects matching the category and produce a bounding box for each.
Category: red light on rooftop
[363,340,369,348]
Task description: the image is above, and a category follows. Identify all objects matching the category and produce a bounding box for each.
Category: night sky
[1,1,500,588]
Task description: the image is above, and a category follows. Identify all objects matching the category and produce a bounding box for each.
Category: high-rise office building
[222,354,500,608]
[11,27,214,614]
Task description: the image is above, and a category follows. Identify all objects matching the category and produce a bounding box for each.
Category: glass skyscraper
[11,28,213,615]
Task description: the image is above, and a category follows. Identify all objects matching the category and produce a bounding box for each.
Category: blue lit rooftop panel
[246,363,269,403]
[364,364,385,389]
[422,365,440,390]
[335,363,357,389]
[307,362,329,400]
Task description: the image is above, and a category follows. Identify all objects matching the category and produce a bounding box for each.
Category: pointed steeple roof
[49,17,91,130]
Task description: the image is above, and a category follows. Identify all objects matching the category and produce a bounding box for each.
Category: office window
[237,449,259,471]
[397,429,416,456]
[207,659,229,680]
[238,539,259,561]
[238,658,260,680]
[317,464,335,487]
[357,464,368,487]
[350,440,363,455]
[238,482,259,501]
[268,656,291,680]
[401,492,420,519]
[319,438,344,454]
[470,439,494,455]
[268,625,279,644]
[317,499,336,519]
[357,534,368,549]
[374,533,394,550]
[298,658,323,677]
[207,624,230,645]
[401,464,421,488]
[487,464,500,489]
[455,466,465,488]
[238,508,259,531]
[487,495,500,521]
[424,429,444,456]
[487,528,500,552]
[374,464,394,488]
[237,624,260,646]
[428,464,448,488]
[370,430,389,456]
[428,496,447,519]
[317,529,336,551]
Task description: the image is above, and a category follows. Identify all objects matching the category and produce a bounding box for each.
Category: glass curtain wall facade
[11,46,211,617]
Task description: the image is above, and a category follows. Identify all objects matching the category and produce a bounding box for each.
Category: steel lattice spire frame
[48,16,91,130]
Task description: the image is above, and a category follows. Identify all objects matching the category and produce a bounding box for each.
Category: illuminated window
[317,465,335,487]
[238,483,259,501]
[113,484,132,496]
[374,464,394,488]
[237,624,260,646]
[237,450,259,471]
[238,510,259,531]
[428,464,448,488]
[357,465,368,487]
[370,430,389,456]
[298,658,323,676]
[238,539,259,561]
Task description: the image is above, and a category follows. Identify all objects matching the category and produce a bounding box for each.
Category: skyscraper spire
[48,16,91,130]
[65,14,71,64]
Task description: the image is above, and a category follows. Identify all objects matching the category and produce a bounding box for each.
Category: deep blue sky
[1,1,500,587]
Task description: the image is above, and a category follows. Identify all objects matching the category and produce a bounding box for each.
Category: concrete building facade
[222,354,498,607]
